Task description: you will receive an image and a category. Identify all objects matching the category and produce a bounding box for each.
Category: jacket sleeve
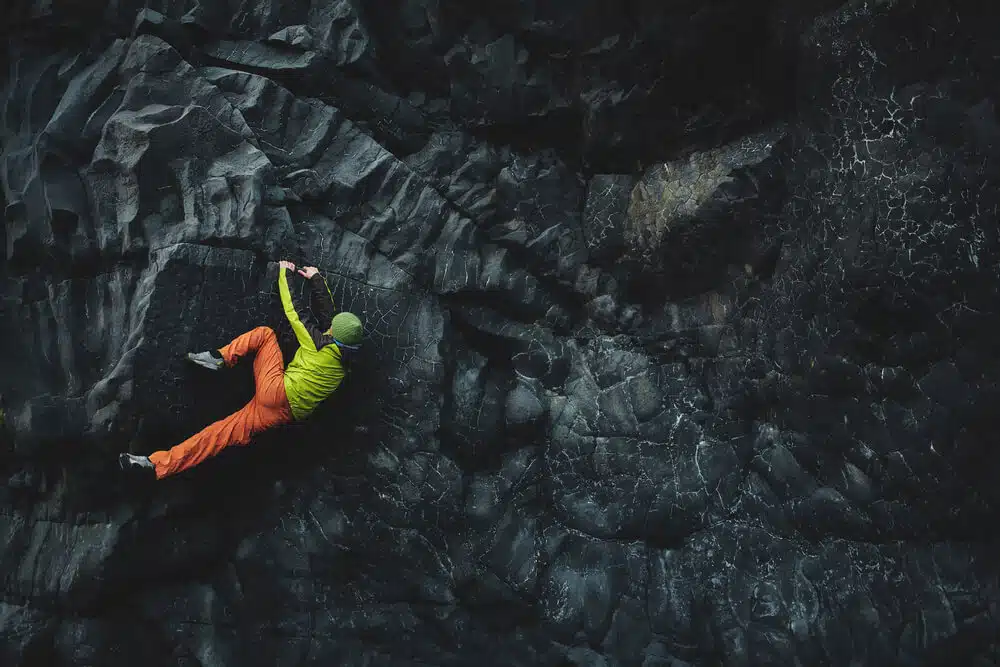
[278,267,317,351]
[308,273,337,328]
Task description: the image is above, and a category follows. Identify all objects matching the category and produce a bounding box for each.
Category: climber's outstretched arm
[277,260,316,351]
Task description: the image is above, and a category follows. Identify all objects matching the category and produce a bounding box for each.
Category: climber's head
[328,312,364,349]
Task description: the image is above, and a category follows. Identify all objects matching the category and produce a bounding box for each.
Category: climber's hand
[279,260,296,271]
[298,266,319,279]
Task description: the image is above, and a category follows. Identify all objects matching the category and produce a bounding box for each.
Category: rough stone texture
[3,1,1000,666]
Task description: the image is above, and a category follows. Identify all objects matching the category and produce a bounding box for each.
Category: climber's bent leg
[247,327,287,406]
[218,326,281,369]
[149,326,292,479]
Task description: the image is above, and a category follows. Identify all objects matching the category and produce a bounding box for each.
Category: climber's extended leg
[142,327,293,479]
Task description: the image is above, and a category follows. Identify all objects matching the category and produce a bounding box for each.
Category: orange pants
[149,326,294,479]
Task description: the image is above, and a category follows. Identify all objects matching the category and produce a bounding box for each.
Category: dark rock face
[3,1,1000,665]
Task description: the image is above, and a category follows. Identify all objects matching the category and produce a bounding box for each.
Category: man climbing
[119,260,363,479]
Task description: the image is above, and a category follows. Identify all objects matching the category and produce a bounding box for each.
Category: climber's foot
[186,350,224,370]
[118,453,155,479]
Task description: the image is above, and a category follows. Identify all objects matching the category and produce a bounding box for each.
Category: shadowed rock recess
[3,0,1000,665]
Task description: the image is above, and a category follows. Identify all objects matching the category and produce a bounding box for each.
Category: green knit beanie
[329,312,364,346]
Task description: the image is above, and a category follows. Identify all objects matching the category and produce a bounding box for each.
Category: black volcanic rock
[3,1,1000,666]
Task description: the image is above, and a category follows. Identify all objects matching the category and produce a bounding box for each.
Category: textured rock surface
[3,1,1000,665]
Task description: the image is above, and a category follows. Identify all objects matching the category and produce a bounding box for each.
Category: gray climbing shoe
[186,350,224,370]
[119,452,154,473]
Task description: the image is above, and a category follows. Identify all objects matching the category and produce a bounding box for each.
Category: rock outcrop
[2,1,1000,665]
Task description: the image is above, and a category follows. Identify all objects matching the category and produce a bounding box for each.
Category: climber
[118,260,364,479]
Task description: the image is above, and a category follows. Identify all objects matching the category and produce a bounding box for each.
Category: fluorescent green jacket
[278,268,345,421]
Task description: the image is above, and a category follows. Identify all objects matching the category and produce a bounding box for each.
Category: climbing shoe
[186,350,224,370]
[119,453,154,474]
